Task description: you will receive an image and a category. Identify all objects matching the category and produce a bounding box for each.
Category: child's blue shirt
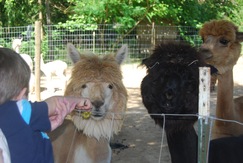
[0,100,53,163]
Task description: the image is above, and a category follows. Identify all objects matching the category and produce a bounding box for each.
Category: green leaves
[0,0,242,31]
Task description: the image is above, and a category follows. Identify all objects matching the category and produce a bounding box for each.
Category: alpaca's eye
[108,84,113,89]
[81,84,87,89]
[219,39,229,45]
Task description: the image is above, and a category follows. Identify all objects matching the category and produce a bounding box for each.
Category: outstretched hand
[45,96,92,131]
[75,98,92,111]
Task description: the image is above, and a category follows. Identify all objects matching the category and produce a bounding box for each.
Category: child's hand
[75,99,92,111]
[45,96,92,131]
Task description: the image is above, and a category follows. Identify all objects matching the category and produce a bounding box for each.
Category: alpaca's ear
[141,58,149,67]
[236,32,243,42]
[116,44,128,64]
[67,43,81,64]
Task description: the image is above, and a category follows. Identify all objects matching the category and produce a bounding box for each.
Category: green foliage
[41,36,49,57]
[45,0,70,24]
[0,0,69,27]
[61,0,158,32]
[146,0,237,27]
[40,30,68,61]
[59,0,241,45]
[0,0,39,27]
[20,40,35,57]
[65,0,237,28]
[230,0,243,31]
[147,0,238,45]
[1,0,242,31]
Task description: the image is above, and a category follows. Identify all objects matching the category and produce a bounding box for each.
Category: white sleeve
[0,129,11,163]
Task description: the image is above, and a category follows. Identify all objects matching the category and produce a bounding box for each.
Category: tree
[61,0,239,28]
[59,0,155,31]
[0,0,69,27]
[0,0,241,28]
[230,0,243,30]
[56,0,240,47]
[0,0,39,27]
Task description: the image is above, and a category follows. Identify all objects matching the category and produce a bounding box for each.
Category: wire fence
[0,24,202,65]
[110,111,243,163]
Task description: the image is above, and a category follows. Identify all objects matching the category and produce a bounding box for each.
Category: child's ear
[15,88,28,100]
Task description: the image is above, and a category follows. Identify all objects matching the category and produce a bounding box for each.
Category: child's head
[0,48,30,104]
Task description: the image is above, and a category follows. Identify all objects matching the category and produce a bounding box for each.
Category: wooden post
[35,21,41,101]
[38,0,44,40]
[151,22,155,48]
[198,67,211,163]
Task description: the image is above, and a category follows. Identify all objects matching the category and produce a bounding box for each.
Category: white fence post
[198,67,211,163]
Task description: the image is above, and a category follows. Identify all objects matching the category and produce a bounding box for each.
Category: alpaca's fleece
[141,42,205,133]
[199,20,238,42]
[65,54,127,140]
[199,19,242,74]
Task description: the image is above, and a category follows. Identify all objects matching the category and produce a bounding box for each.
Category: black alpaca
[141,42,205,163]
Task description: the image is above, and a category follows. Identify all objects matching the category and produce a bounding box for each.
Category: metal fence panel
[0,24,202,65]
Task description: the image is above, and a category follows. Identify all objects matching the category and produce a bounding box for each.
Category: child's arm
[44,96,92,131]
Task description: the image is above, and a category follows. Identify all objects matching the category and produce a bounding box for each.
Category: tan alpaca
[49,43,128,163]
[199,19,243,139]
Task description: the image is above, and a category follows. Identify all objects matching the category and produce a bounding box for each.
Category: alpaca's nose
[92,101,104,109]
[165,90,173,100]
[198,47,213,60]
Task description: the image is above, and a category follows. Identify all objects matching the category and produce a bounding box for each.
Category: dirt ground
[29,57,243,163]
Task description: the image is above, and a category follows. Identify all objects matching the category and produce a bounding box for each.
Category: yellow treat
[81,111,91,119]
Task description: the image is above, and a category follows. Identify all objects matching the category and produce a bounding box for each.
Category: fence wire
[0,24,202,65]
[107,111,243,163]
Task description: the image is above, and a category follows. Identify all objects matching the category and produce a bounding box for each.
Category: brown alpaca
[48,43,128,163]
[199,19,243,139]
